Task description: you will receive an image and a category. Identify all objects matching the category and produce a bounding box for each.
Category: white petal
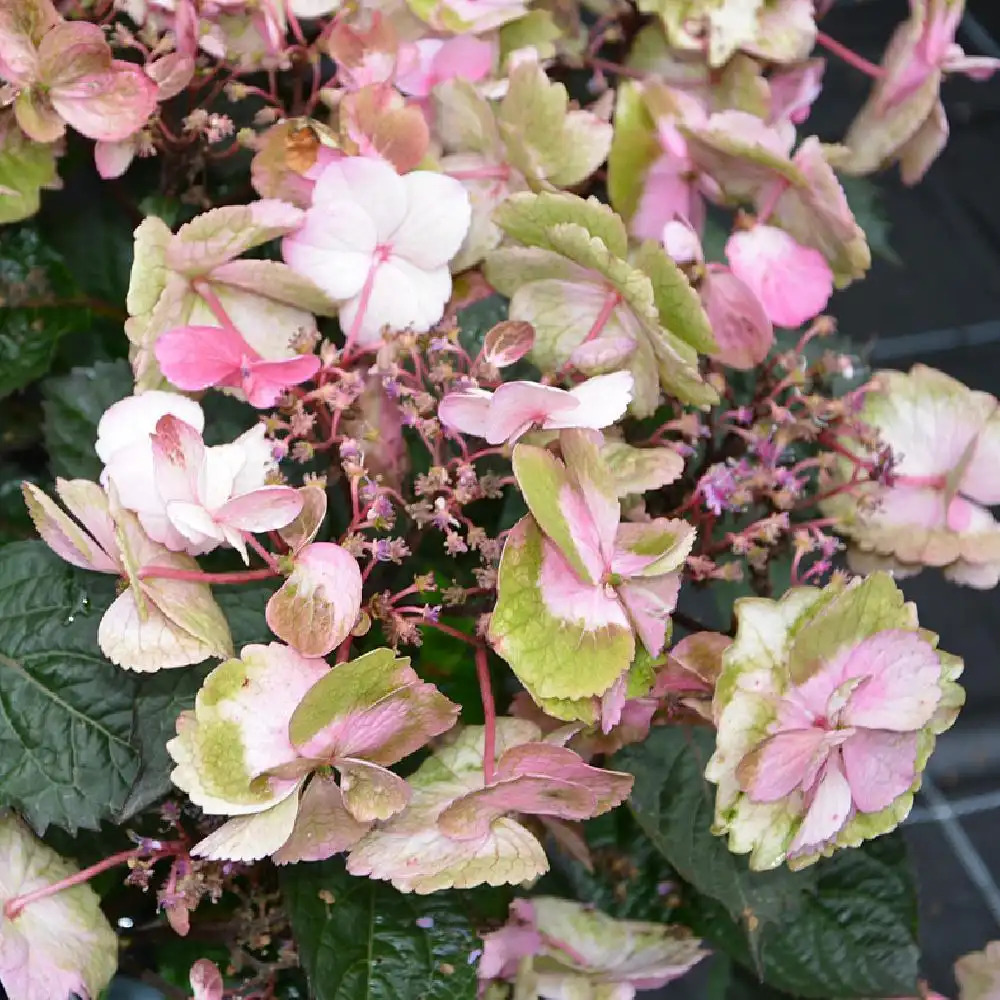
[392,171,473,269]
[311,158,407,242]
[96,391,204,464]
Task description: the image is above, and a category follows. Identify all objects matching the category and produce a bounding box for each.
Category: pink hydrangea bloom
[479,897,707,997]
[822,365,1000,588]
[707,573,963,870]
[0,7,157,145]
[438,371,634,446]
[699,263,775,370]
[395,36,494,99]
[96,392,302,559]
[725,225,833,328]
[282,157,471,348]
[154,322,320,408]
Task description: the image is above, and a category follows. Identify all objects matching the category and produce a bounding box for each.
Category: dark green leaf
[0,227,80,398]
[457,293,509,357]
[839,174,898,266]
[41,359,133,480]
[615,727,920,998]
[215,581,274,648]
[282,859,495,1000]
[0,542,140,832]
[116,664,213,821]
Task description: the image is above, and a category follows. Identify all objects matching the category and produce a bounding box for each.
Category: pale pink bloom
[282,158,471,347]
[395,36,495,98]
[725,225,833,328]
[738,629,942,856]
[632,91,709,240]
[699,263,775,369]
[326,15,413,92]
[0,16,157,145]
[155,323,320,408]
[438,372,634,446]
[479,897,706,997]
[97,393,301,560]
[662,218,704,267]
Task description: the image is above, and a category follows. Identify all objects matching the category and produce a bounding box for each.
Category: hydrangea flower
[479,896,707,998]
[22,478,232,671]
[822,365,1000,588]
[346,719,632,893]
[706,572,964,870]
[167,645,458,863]
[0,814,118,1000]
[282,157,471,347]
[97,393,302,561]
[840,0,1000,183]
[490,430,695,722]
[126,200,335,391]
[0,1,157,145]
[438,372,634,446]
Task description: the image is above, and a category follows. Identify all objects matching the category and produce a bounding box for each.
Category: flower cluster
[0,0,995,996]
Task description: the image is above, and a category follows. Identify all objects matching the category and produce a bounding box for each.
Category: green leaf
[0,541,141,832]
[607,81,660,223]
[0,124,59,225]
[215,581,274,648]
[0,226,80,399]
[282,859,493,1000]
[116,664,212,821]
[456,293,509,358]
[615,727,920,998]
[41,360,133,480]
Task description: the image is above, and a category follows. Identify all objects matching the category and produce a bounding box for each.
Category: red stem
[245,532,280,571]
[192,279,239,331]
[139,565,279,584]
[476,645,497,785]
[343,262,380,361]
[815,30,885,78]
[5,843,184,920]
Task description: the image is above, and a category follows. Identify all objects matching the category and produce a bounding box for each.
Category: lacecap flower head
[706,572,963,870]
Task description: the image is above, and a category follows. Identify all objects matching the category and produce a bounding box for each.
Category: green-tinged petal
[607,81,661,223]
[490,517,634,702]
[601,439,685,496]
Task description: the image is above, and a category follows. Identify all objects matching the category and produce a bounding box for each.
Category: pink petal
[438,388,494,440]
[700,265,774,370]
[155,325,248,392]
[838,630,942,731]
[600,673,629,733]
[51,62,158,142]
[789,756,853,853]
[616,573,681,657]
[438,777,597,840]
[271,776,370,864]
[489,382,578,444]
[190,959,224,1000]
[243,354,321,408]
[212,486,303,532]
[266,541,363,657]
[737,728,830,803]
[149,414,205,516]
[96,391,205,465]
[94,138,137,180]
[840,730,919,814]
[553,372,634,430]
[633,156,704,241]
[538,537,630,632]
[431,35,495,86]
[726,226,833,329]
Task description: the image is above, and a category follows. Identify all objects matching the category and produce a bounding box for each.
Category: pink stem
[283,0,307,46]
[559,289,621,377]
[755,178,790,226]
[815,31,885,78]
[191,279,240,332]
[244,532,281,571]
[5,844,183,920]
[893,473,947,489]
[343,262,380,360]
[476,645,497,785]
[139,565,279,584]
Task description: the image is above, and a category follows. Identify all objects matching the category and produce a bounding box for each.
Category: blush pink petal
[94,138,137,180]
[740,728,830,803]
[700,265,774,370]
[487,383,579,444]
[242,355,321,408]
[726,226,833,329]
[616,573,681,656]
[555,484,609,583]
[538,537,629,631]
[212,486,303,533]
[271,777,371,864]
[96,391,205,466]
[51,63,158,143]
[789,755,853,853]
[840,730,919,814]
[632,157,705,240]
[438,388,495,439]
[552,372,634,430]
[836,630,942,731]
